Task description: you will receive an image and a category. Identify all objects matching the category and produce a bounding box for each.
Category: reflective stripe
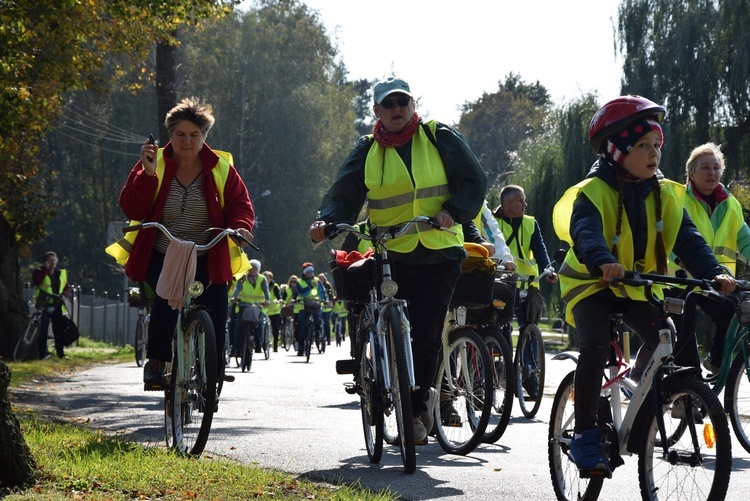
[368,192,414,210]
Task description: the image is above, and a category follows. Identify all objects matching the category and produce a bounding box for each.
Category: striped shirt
[154,173,212,254]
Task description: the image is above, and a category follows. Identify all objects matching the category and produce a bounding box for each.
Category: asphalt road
[12,342,750,500]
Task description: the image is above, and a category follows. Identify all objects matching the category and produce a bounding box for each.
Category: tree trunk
[0,359,37,488]
[0,212,29,359]
[156,38,178,146]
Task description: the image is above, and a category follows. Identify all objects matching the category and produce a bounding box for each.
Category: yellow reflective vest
[683,190,745,275]
[553,177,685,326]
[364,120,463,253]
[35,270,68,314]
[496,215,539,285]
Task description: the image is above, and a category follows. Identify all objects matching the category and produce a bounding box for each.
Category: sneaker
[671,399,704,423]
[442,406,462,427]
[143,359,166,385]
[412,417,427,445]
[421,387,439,434]
[568,428,611,476]
[702,356,720,375]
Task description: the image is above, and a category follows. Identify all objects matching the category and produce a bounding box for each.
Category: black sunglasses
[380,96,412,109]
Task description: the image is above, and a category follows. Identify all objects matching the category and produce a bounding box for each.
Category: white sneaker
[412,417,427,444]
[420,387,439,434]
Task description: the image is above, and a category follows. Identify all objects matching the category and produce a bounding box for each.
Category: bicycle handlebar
[312,216,457,250]
[123,222,259,251]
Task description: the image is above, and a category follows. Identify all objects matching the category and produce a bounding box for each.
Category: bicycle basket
[241,303,263,324]
[450,256,496,308]
[281,303,295,317]
[330,249,372,303]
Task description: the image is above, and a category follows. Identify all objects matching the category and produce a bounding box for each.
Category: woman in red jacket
[119,97,255,387]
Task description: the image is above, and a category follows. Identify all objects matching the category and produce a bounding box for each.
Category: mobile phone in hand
[147,134,155,161]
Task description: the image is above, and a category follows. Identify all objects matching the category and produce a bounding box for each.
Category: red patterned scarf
[372,112,420,147]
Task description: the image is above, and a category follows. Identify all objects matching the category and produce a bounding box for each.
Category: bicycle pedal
[222,374,235,383]
[343,382,358,395]
[578,466,613,480]
[144,382,167,392]
[336,359,358,375]
[414,436,429,446]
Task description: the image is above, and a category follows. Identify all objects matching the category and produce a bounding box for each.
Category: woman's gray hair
[164,97,215,136]
[685,142,724,181]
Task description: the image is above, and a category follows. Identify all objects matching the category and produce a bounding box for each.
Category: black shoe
[143,359,166,385]
[297,351,304,356]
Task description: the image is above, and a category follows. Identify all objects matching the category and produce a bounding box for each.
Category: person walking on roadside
[32,251,72,359]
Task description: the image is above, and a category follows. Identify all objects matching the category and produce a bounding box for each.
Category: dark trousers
[145,252,228,371]
[321,310,332,341]
[572,289,667,433]
[671,291,735,367]
[39,308,65,358]
[268,313,281,350]
[297,305,322,349]
[392,259,462,417]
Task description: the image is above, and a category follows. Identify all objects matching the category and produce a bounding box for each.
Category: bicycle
[501,265,556,419]
[13,294,62,362]
[237,302,264,372]
[128,286,151,367]
[123,221,254,456]
[300,300,324,362]
[280,309,294,352]
[328,216,453,473]
[334,311,347,347]
[548,271,735,501]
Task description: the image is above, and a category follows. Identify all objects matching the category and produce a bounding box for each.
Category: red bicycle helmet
[588,95,666,153]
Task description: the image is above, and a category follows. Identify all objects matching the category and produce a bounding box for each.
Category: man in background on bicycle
[308,76,487,444]
[294,263,327,356]
[263,271,283,352]
[33,251,72,359]
[493,185,557,334]
[231,259,269,354]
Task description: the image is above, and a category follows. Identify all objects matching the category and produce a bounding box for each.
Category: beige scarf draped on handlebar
[156,238,197,310]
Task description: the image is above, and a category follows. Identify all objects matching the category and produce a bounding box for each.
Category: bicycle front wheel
[283,318,293,351]
[386,306,416,473]
[169,309,217,456]
[358,328,384,463]
[14,316,40,362]
[134,317,148,367]
[482,327,514,444]
[548,370,604,501]
[263,320,271,360]
[434,326,493,455]
[726,349,750,454]
[638,377,731,501]
[516,324,545,418]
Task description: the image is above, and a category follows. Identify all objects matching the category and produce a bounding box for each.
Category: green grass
[5,340,396,501]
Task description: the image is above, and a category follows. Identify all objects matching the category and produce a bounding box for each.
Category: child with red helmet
[552,95,735,476]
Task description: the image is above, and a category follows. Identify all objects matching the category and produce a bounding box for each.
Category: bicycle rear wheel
[638,377,731,500]
[134,317,148,367]
[262,318,271,360]
[386,306,416,473]
[516,324,545,418]
[726,349,750,454]
[169,309,217,456]
[434,326,493,455]
[14,316,40,362]
[241,329,253,372]
[548,370,604,501]
[358,329,384,463]
[482,327,514,444]
[305,321,313,362]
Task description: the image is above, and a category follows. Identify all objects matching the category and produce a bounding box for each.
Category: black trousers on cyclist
[145,251,228,372]
[392,259,462,417]
[572,289,667,433]
[669,288,734,368]
[268,313,281,351]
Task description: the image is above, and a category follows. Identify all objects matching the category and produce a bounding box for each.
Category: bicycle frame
[703,313,750,393]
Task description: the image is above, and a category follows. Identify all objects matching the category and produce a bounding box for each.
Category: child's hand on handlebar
[714,273,736,295]
[545,271,558,284]
[599,262,625,282]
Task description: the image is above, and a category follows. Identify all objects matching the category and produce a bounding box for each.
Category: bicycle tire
[433,326,493,455]
[305,320,313,362]
[482,327,514,444]
[548,370,604,501]
[263,319,271,360]
[14,315,40,362]
[335,317,345,347]
[169,309,217,456]
[726,350,750,454]
[516,323,545,418]
[358,328,384,463]
[385,306,416,473]
[638,377,731,501]
[134,317,148,367]
[283,318,293,351]
[241,329,253,372]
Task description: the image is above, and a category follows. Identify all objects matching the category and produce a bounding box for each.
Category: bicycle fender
[626,368,701,452]
[551,351,579,365]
